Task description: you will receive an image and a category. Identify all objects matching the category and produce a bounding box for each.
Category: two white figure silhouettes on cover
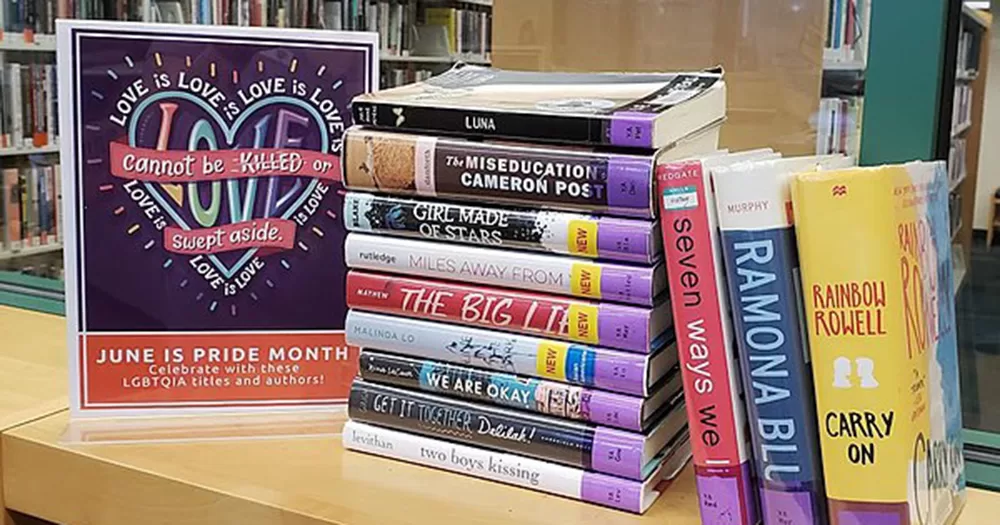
[833,357,878,389]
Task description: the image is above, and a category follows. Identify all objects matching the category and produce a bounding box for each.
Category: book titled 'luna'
[713,156,852,525]
[658,150,778,525]
[792,162,965,525]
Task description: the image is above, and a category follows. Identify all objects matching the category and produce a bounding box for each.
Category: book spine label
[345,310,654,396]
[657,160,757,525]
[792,165,928,525]
[343,420,650,513]
[358,350,648,431]
[346,271,661,353]
[342,192,658,263]
[342,129,656,218]
[345,233,663,307]
[348,380,648,479]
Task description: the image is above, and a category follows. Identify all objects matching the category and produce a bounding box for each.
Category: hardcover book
[343,192,662,264]
[341,126,720,219]
[348,379,688,481]
[712,155,852,525]
[358,350,683,432]
[350,64,726,149]
[345,271,673,353]
[345,234,667,307]
[344,420,693,514]
[345,310,677,396]
[792,162,965,525]
[657,149,779,525]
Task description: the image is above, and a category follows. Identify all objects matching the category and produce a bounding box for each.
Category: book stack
[0,61,58,150]
[1,163,61,252]
[339,64,729,513]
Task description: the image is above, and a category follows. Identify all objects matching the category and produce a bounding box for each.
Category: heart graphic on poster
[125,91,331,279]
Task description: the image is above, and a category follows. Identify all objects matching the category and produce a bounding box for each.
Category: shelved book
[358,350,683,432]
[350,65,727,149]
[345,234,667,307]
[343,192,662,264]
[348,379,688,481]
[0,62,58,149]
[345,310,677,396]
[344,420,692,513]
[657,149,779,525]
[712,155,852,525]
[341,126,720,219]
[1,164,59,250]
[345,271,673,353]
[824,0,870,65]
[792,162,965,525]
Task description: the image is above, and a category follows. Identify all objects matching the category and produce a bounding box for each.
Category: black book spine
[348,379,601,472]
[350,102,608,146]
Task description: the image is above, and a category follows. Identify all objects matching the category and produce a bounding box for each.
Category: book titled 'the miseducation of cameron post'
[712,155,853,525]
[342,192,663,264]
[358,349,684,432]
[345,271,673,354]
[341,125,720,220]
[347,379,688,481]
[349,64,727,150]
[343,420,693,513]
[792,162,966,525]
[345,234,668,307]
[344,310,677,397]
[657,149,779,525]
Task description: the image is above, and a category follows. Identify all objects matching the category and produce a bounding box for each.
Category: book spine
[9,65,21,149]
[657,160,758,525]
[28,165,38,244]
[345,271,668,353]
[345,310,662,396]
[342,192,659,264]
[36,165,46,245]
[341,128,657,218]
[348,379,651,480]
[715,170,829,524]
[17,169,27,246]
[792,165,927,524]
[345,233,664,307]
[3,169,19,249]
[54,164,61,243]
[343,420,656,513]
[358,350,651,431]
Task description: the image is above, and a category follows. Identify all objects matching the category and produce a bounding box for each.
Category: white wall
[974,24,1000,230]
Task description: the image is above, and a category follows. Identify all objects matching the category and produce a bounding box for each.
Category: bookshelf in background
[0,29,61,275]
[817,0,869,159]
[947,4,991,295]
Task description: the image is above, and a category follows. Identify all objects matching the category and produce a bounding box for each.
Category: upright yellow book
[792,162,965,525]
[424,8,458,55]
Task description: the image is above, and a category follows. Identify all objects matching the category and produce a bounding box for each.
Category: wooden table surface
[0,305,999,525]
[0,305,69,525]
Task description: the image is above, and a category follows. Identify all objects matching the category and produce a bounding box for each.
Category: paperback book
[345,234,667,307]
[344,420,692,514]
[350,64,727,149]
[712,155,852,525]
[348,379,688,480]
[341,126,721,219]
[792,162,965,525]
[358,349,683,431]
[345,271,673,353]
[343,192,662,264]
[657,149,778,525]
[345,310,677,396]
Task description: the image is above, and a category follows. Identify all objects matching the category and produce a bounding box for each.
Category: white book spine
[29,166,39,245]
[343,420,685,514]
[9,65,22,151]
[378,1,388,51]
[344,233,664,306]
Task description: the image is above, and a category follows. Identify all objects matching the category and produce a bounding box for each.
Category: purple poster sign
[58,21,377,417]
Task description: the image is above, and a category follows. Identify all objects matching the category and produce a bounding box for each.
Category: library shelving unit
[817,0,870,159]
[0,30,63,295]
[942,4,992,295]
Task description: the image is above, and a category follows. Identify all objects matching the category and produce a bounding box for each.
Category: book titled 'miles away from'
[349,64,726,149]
